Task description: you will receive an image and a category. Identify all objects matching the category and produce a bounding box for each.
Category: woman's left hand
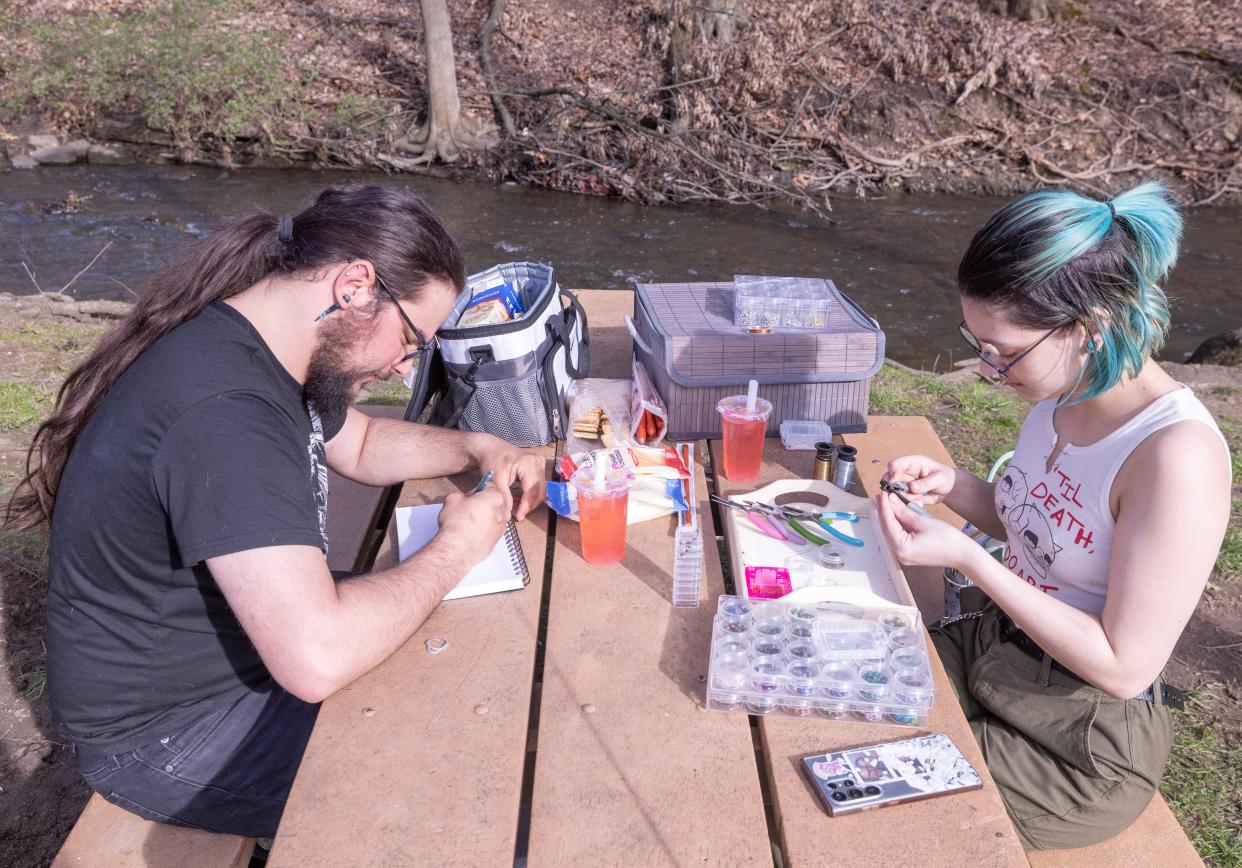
[873,491,974,571]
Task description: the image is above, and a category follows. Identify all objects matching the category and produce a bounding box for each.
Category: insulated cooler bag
[404,262,589,447]
[627,280,883,439]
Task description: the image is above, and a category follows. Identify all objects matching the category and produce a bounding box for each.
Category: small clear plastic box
[734,275,833,331]
[706,596,934,726]
[779,420,833,450]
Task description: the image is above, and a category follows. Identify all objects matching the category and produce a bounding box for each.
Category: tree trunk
[694,0,748,44]
[396,0,496,163]
[662,0,747,135]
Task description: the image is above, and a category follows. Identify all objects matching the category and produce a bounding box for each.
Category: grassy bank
[0,315,1239,862]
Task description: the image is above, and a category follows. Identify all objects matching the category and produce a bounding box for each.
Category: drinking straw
[593,454,607,491]
[746,379,759,414]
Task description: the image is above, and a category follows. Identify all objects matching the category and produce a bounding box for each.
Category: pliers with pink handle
[710,495,796,542]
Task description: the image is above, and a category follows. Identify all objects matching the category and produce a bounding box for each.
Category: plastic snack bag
[547,447,691,525]
[631,359,668,446]
[565,378,633,453]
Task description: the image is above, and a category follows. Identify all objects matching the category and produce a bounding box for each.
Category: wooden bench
[52,796,253,868]
[51,406,406,867]
[843,415,1202,867]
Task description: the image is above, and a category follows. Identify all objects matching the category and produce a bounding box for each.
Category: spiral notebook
[394,504,530,600]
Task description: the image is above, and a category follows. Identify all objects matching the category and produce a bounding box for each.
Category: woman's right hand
[881,454,957,505]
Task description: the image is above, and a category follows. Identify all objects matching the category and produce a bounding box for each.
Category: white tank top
[994,386,1229,616]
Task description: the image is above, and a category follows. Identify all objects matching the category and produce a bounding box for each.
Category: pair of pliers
[710,495,794,542]
[777,506,865,548]
[741,500,833,547]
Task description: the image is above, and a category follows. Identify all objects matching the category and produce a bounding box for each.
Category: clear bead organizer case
[706,596,935,726]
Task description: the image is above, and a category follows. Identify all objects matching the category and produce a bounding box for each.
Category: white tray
[719,478,916,610]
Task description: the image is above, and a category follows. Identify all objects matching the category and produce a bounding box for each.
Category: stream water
[2,164,1238,368]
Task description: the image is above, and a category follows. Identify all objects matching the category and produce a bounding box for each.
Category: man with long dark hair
[5,185,545,838]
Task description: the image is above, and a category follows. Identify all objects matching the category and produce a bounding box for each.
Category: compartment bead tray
[706,596,935,726]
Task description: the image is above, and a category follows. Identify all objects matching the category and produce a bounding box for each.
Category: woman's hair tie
[277,214,295,244]
[1106,200,1116,220]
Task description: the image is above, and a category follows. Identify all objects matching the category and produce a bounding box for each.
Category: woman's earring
[1086,340,1098,353]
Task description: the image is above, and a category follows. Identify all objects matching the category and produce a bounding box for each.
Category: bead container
[706,595,934,726]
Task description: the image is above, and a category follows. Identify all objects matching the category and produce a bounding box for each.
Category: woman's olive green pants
[931,592,1173,851]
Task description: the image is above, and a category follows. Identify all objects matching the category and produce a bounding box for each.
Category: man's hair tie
[277,214,295,243]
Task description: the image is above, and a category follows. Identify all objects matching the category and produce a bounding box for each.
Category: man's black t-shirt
[47,302,345,753]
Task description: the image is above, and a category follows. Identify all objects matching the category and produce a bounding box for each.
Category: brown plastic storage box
[629,280,884,439]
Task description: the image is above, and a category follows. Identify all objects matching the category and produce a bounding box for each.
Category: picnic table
[265,291,1180,867]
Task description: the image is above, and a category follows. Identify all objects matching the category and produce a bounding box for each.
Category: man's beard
[304,315,385,419]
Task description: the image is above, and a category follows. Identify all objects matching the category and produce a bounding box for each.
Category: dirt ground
[0,308,1238,864]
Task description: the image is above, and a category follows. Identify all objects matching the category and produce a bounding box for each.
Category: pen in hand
[468,470,495,496]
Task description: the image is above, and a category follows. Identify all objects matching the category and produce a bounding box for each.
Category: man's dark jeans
[73,682,320,838]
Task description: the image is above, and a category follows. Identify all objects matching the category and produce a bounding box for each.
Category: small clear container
[721,616,751,634]
[856,666,891,703]
[779,420,833,451]
[751,659,783,693]
[712,653,749,691]
[752,618,784,638]
[787,642,818,662]
[717,635,750,657]
[891,650,926,673]
[781,697,816,717]
[735,295,763,328]
[817,701,853,721]
[746,695,777,715]
[821,666,856,699]
[894,672,932,706]
[758,287,783,328]
[880,612,912,633]
[711,692,744,711]
[750,600,783,621]
[752,636,785,659]
[857,704,887,723]
[786,661,820,697]
[787,621,814,641]
[781,289,811,328]
[888,628,920,652]
[889,708,921,725]
[806,297,830,329]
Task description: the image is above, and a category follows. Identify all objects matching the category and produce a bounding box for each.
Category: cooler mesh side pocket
[458,368,553,447]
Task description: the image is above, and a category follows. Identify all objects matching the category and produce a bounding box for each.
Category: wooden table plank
[572,289,635,379]
[526,444,772,866]
[271,454,554,867]
[711,432,1027,867]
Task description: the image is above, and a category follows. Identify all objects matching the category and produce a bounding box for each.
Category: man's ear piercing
[342,294,351,304]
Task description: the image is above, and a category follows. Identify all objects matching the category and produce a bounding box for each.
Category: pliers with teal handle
[775,506,865,548]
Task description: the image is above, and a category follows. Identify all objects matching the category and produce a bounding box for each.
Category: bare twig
[56,241,113,297]
[21,262,43,294]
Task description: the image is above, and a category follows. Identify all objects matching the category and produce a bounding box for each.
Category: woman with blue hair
[875,181,1231,850]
